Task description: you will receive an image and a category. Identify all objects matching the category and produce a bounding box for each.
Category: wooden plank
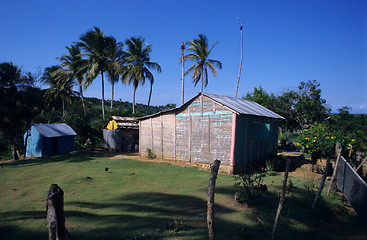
[230,113,237,167]
[160,115,163,159]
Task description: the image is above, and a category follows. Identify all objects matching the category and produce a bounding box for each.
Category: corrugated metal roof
[34,123,77,138]
[138,92,284,120]
[115,122,139,129]
[203,93,284,119]
[111,116,137,121]
[106,116,139,129]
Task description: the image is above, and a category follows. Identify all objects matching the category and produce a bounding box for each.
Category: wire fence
[336,156,367,225]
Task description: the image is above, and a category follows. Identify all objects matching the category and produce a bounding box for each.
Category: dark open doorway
[52,137,58,155]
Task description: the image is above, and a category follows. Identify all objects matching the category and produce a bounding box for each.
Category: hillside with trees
[0,61,175,160]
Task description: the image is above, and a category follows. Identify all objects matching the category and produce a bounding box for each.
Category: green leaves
[183,34,222,92]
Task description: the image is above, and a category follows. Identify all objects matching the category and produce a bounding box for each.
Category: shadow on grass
[217,182,367,240]
[1,188,366,240]
[66,192,241,239]
[0,225,45,240]
[0,151,103,167]
[0,191,242,240]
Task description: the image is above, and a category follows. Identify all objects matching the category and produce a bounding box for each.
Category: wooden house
[24,123,76,157]
[138,93,284,173]
[103,116,139,151]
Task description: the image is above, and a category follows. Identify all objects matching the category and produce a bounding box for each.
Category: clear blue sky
[1,0,366,113]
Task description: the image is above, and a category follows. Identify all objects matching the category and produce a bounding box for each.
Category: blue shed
[24,123,77,157]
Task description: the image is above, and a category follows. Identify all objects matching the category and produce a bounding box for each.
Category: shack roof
[138,92,284,120]
[33,123,77,138]
[204,93,284,119]
[104,116,139,129]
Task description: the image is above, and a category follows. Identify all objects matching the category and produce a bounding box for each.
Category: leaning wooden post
[46,184,71,240]
[311,157,331,210]
[327,142,342,196]
[207,160,221,240]
[356,156,367,173]
[271,158,291,240]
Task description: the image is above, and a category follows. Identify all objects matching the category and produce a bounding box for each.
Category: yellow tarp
[106,120,118,130]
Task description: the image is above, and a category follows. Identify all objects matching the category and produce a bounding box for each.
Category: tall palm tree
[121,37,161,114]
[42,65,74,119]
[184,34,222,93]
[105,38,124,109]
[78,26,114,119]
[58,45,88,115]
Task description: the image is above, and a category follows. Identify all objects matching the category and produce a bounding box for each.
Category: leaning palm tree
[183,34,222,93]
[77,26,115,119]
[42,65,75,119]
[121,37,161,114]
[58,44,88,115]
[105,37,124,109]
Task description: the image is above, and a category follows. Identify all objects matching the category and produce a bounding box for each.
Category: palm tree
[78,26,115,119]
[57,45,88,115]
[105,37,124,109]
[183,34,222,93]
[42,65,75,119]
[121,37,161,114]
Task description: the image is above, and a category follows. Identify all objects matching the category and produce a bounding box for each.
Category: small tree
[298,123,337,164]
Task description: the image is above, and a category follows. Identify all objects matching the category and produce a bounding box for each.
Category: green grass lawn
[0,151,365,240]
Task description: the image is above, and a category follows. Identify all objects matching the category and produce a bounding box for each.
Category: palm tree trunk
[80,85,86,116]
[111,81,114,109]
[132,84,137,114]
[147,81,153,114]
[62,99,65,118]
[101,71,105,119]
[200,69,204,93]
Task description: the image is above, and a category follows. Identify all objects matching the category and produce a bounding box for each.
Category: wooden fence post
[46,184,71,240]
[356,156,367,173]
[207,160,221,240]
[327,143,342,196]
[311,157,331,210]
[271,158,291,240]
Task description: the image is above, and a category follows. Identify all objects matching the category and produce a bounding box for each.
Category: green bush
[298,123,365,165]
[234,168,267,204]
[145,148,156,159]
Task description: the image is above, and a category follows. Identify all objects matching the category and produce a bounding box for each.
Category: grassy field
[0,151,366,240]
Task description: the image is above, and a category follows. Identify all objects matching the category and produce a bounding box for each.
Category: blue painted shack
[24,123,77,157]
[138,93,284,173]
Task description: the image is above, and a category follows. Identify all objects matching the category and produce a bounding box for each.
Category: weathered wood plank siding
[139,114,175,159]
[175,96,233,165]
[139,93,281,171]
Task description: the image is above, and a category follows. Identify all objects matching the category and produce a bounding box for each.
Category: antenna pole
[235,17,244,98]
[181,42,185,105]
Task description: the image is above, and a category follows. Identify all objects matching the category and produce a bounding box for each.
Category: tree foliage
[121,37,161,114]
[183,34,222,93]
[78,26,122,119]
[0,62,44,159]
[244,80,330,131]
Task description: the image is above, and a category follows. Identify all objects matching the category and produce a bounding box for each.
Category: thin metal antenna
[235,17,245,98]
[181,42,185,105]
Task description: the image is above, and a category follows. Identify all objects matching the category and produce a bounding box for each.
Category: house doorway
[52,137,58,154]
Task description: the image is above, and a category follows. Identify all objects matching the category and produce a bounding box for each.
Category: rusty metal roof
[108,116,139,129]
[34,123,77,138]
[111,116,137,121]
[203,93,284,119]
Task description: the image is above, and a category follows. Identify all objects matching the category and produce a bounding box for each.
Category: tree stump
[46,184,71,240]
